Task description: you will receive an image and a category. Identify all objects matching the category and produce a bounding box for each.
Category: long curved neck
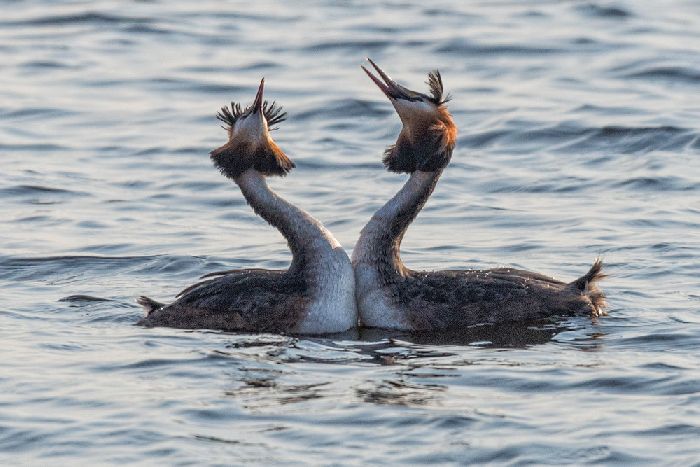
[234,169,340,275]
[353,169,443,277]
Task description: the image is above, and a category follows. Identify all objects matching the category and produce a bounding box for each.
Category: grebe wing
[176,269,286,298]
[485,268,564,285]
[392,269,589,331]
[138,269,309,332]
[199,267,272,280]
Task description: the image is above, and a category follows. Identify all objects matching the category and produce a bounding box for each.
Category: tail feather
[137,296,164,316]
[570,258,607,316]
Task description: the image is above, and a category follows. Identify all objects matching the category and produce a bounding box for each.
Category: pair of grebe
[138,59,605,334]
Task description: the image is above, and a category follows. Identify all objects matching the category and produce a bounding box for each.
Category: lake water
[1,0,699,464]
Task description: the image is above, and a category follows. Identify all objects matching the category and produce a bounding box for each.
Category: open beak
[361,58,413,100]
[251,78,265,114]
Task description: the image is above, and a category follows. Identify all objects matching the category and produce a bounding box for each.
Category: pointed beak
[252,78,265,114]
[361,58,413,100]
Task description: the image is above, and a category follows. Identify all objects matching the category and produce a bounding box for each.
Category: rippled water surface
[2,0,700,464]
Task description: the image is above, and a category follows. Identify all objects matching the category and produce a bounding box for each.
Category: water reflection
[356,378,446,407]
[360,322,565,348]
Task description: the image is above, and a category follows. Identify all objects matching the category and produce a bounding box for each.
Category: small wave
[160,181,219,192]
[596,125,687,138]
[180,62,282,73]
[635,423,700,437]
[423,8,478,19]
[487,177,595,194]
[295,99,389,120]
[622,66,700,85]
[502,122,591,146]
[1,107,77,119]
[127,255,215,276]
[14,215,52,223]
[567,126,695,153]
[79,76,249,94]
[198,197,247,208]
[20,60,80,70]
[435,39,559,55]
[121,24,176,35]
[576,2,632,18]
[569,104,639,116]
[0,143,68,152]
[303,39,392,53]
[184,82,250,94]
[458,130,510,148]
[3,12,151,27]
[613,176,699,192]
[133,146,206,157]
[58,295,111,303]
[181,11,301,23]
[501,124,695,153]
[0,184,86,197]
[0,255,156,281]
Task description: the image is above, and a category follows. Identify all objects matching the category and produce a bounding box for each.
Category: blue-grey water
[1,0,699,464]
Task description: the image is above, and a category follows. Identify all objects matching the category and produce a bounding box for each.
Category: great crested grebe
[352,59,606,331]
[138,79,357,334]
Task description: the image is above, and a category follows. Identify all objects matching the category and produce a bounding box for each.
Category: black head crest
[216,100,287,131]
[426,70,450,106]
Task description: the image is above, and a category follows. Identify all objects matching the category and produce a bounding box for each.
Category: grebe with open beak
[138,79,357,334]
[352,59,605,331]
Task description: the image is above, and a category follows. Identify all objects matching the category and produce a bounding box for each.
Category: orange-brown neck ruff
[211,138,294,179]
[383,106,457,173]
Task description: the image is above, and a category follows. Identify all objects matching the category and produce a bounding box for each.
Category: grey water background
[1,0,699,464]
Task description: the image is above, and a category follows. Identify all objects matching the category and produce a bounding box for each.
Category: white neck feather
[235,169,356,333]
[236,169,341,256]
[352,170,441,330]
[353,170,438,264]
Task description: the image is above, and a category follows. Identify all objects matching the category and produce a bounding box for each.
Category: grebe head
[210,78,294,179]
[362,58,457,173]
